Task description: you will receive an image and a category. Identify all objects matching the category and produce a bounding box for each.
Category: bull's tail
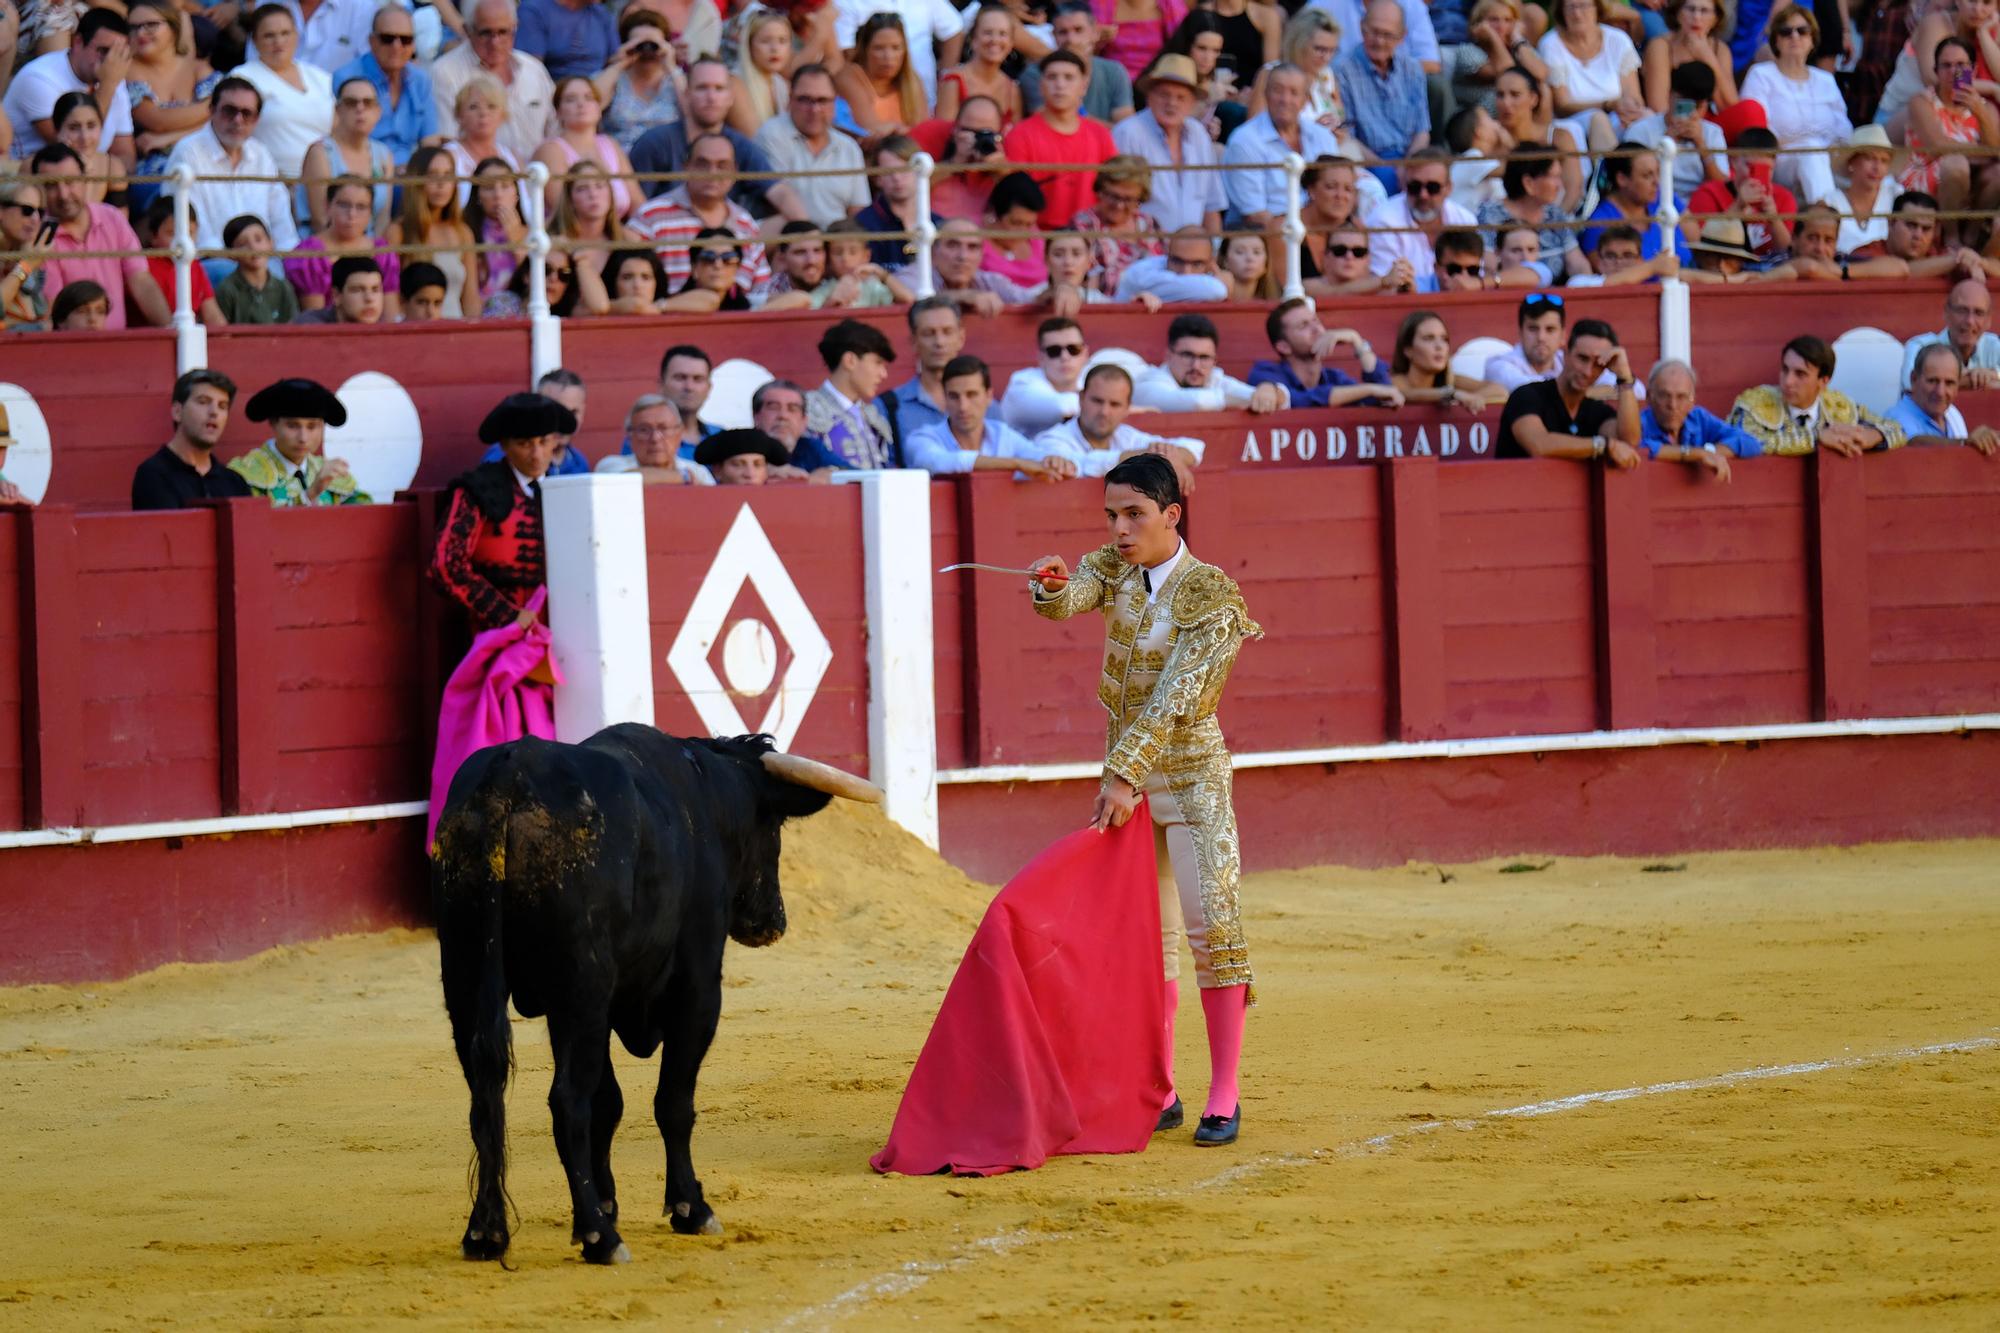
[434,768,516,1259]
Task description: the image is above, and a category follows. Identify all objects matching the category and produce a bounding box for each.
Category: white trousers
[1147,772,1213,988]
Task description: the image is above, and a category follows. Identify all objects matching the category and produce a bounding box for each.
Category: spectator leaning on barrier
[1902,279,2000,391]
[165,78,302,255]
[1113,225,1230,304]
[430,0,557,164]
[1496,317,1642,466]
[1890,343,2000,456]
[1728,335,1906,458]
[752,63,870,228]
[1250,296,1401,408]
[1566,222,1676,287]
[628,131,772,297]
[1135,313,1290,414]
[806,318,900,470]
[752,378,848,478]
[1031,362,1205,481]
[1002,315,1094,437]
[594,395,710,485]
[132,369,254,510]
[51,280,113,330]
[904,355,1077,480]
[400,261,451,320]
[31,143,171,330]
[659,343,721,456]
[883,294,1003,447]
[1005,49,1118,230]
[229,376,370,505]
[1639,358,1760,481]
[813,217,919,306]
[1484,292,1620,394]
[1112,53,1225,234]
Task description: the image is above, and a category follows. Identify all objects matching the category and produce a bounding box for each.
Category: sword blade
[937,562,1069,583]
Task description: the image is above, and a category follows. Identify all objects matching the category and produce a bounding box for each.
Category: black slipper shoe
[1193,1105,1240,1146]
[1155,1097,1184,1132]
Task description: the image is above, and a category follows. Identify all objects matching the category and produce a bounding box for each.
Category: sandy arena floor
[2,806,1997,1329]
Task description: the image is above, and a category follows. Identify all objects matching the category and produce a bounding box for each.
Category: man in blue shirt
[1248,297,1401,408]
[516,0,618,81]
[1639,358,1761,481]
[1221,63,1340,228]
[1332,1,1431,191]
[903,356,1075,479]
[1888,343,2000,454]
[332,6,438,164]
[879,297,1000,453]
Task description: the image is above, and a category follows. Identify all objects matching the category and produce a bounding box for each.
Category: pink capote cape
[426,587,562,846]
[870,807,1169,1176]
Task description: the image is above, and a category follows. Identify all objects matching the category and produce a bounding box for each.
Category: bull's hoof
[668,1201,720,1236]
[580,1228,631,1265]
[461,1227,510,1261]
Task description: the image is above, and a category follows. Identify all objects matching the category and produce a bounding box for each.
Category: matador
[1029,452,1262,1146]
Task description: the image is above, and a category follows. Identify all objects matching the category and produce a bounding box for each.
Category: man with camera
[932,95,1007,222]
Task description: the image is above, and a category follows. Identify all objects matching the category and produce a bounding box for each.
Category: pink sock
[1198,985,1247,1119]
[1162,979,1180,1107]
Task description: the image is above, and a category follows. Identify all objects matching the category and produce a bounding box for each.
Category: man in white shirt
[1034,363,1205,480]
[1484,293,1619,394]
[1134,314,1289,414]
[431,0,556,163]
[1366,148,1476,283]
[3,8,137,164]
[1002,316,1091,436]
[751,64,868,227]
[279,0,387,74]
[904,356,1076,479]
[164,79,302,253]
[1901,278,2000,392]
[835,0,964,105]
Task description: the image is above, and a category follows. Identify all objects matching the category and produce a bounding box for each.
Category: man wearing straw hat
[1684,216,1768,283]
[1112,54,1225,234]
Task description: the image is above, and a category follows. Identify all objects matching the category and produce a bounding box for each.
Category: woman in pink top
[1092,0,1190,82]
[287,178,402,317]
[979,171,1050,286]
[533,77,639,220]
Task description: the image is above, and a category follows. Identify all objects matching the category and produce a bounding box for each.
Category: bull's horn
[761,752,884,803]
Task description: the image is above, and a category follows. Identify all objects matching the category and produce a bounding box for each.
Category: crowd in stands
[2,0,1998,508]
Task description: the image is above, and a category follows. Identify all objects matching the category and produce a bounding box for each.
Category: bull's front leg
[655,975,724,1236]
[547,1015,629,1264]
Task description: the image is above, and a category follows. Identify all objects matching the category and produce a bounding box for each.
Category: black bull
[431,725,878,1264]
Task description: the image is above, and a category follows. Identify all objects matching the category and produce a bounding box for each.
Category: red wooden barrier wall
[0,512,22,831]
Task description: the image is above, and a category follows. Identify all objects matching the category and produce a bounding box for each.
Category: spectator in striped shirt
[627,132,771,299]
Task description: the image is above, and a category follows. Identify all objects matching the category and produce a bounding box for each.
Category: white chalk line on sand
[776,1030,1999,1329]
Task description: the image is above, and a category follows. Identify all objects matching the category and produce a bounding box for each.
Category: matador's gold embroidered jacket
[1031,542,1263,988]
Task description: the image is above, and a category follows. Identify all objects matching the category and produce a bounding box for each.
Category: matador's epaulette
[1171,563,1263,639]
[1081,541,1134,583]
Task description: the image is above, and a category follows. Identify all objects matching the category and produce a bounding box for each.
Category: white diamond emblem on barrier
[666,504,831,750]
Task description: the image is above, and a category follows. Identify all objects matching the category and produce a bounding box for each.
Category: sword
[938,562,1069,584]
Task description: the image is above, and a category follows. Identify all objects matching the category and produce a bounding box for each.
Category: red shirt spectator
[1003,52,1116,229]
[1686,174,1798,258]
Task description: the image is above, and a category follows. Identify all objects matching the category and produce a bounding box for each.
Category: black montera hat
[245,377,348,426]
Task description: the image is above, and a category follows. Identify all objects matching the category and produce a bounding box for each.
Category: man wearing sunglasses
[1001,315,1124,437]
[332,5,438,164]
[1364,148,1477,284]
[164,77,300,257]
[1249,297,1402,409]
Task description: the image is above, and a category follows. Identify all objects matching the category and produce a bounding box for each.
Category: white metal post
[540,472,657,742]
[911,151,938,299]
[1280,151,1307,302]
[523,160,562,383]
[1659,276,1692,364]
[858,469,938,849]
[170,163,206,373]
[1656,136,1681,237]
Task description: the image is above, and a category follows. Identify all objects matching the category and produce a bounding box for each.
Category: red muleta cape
[870,808,1169,1176]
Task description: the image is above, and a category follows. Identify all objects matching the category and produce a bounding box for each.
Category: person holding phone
[0,178,53,333]
[1684,126,1797,259]
[1900,36,2000,249]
